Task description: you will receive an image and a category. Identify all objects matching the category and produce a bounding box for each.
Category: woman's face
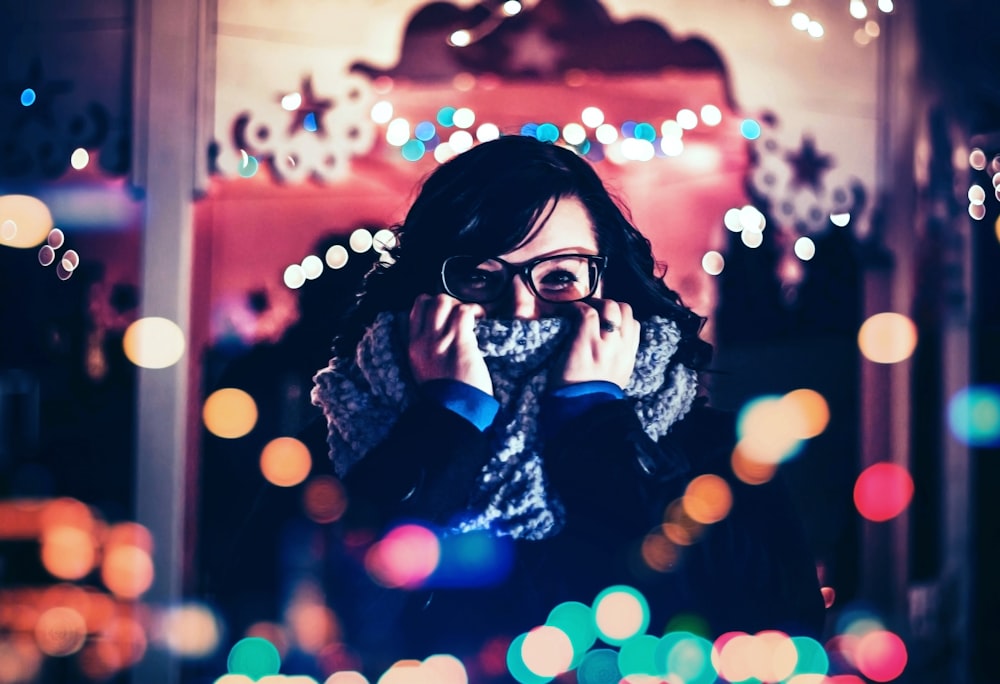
[478,196,601,319]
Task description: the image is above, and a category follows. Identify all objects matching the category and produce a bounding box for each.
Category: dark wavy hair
[333,135,712,368]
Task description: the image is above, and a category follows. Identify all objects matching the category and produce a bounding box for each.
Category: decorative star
[286,77,332,136]
[504,26,564,76]
[785,135,833,190]
[1,58,72,130]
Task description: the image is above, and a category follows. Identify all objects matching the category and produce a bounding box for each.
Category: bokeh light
[101,543,154,599]
[284,264,307,290]
[476,122,500,142]
[794,236,816,260]
[656,631,714,684]
[789,635,830,677]
[582,106,604,128]
[854,630,907,681]
[577,648,620,684]
[612,634,657,677]
[35,606,87,656]
[593,586,649,645]
[506,633,550,684]
[546,601,597,669]
[123,317,186,369]
[947,385,1000,447]
[303,475,348,523]
[521,625,573,677]
[857,312,917,364]
[422,653,468,684]
[302,254,324,280]
[227,637,281,680]
[371,101,393,124]
[70,148,90,170]
[640,530,679,572]
[712,632,755,682]
[203,388,258,439]
[372,229,396,254]
[350,228,374,253]
[782,388,831,439]
[452,107,475,129]
[91,614,148,674]
[386,118,410,146]
[740,119,761,140]
[682,474,732,524]
[326,244,349,269]
[365,524,440,589]
[259,437,311,487]
[161,603,222,658]
[701,250,724,275]
[325,672,370,684]
[700,104,722,126]
[735,395,804,466]
[41,525,96,580]
[854,463,914,522]
[0,194,54,248]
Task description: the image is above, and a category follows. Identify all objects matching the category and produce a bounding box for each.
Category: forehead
[500,197,597,262]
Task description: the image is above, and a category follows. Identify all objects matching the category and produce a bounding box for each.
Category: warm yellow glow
[41,526,97,580]
[203,388,259,439]
[858,312,918,364]
[0,194,54,248]
[123,317,186,369]
[731,444,777,485]
[260,437,312,487]
[683,474,733,524]
[101,545,154,599]
[640,531,678,572]
[782,389,830,438]
[35,606,87,656]
[161,604,221,657]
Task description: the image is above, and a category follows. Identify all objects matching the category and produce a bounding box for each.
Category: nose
[510,276,542,319]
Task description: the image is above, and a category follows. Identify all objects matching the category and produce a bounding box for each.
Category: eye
[537,270,579,289]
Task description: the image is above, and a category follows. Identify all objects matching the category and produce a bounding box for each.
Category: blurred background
[1,0,998,682]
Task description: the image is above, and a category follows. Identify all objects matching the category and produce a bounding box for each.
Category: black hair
[332,135,712,368]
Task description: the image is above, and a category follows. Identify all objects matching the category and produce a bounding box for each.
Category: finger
[409,294,432,339]
[429,294,458,332]
[571,301,602,334]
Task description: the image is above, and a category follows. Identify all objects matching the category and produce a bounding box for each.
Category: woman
[312,135,824,678]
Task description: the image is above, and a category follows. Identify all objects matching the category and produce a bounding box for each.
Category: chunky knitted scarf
[311,312,698,540]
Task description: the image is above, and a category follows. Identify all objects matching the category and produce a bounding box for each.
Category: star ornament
[785,135,833,191]
[286,77,332,137]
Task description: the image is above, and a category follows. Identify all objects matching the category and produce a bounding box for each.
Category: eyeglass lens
[443,255,598,303]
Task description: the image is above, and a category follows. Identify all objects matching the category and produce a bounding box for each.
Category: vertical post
[131,0,212,681]
[861,0,920,621]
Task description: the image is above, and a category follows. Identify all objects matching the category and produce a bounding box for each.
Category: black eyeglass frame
[440,253,609,304]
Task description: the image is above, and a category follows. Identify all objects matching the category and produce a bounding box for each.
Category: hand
[407,294,493,396]
[556,298,640,389]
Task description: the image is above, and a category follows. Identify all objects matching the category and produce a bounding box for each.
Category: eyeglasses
[441,253,608,304]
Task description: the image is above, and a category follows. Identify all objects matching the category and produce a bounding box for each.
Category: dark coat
[329,397,827,681]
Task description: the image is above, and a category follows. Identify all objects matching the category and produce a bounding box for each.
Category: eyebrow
[502,247,599,263]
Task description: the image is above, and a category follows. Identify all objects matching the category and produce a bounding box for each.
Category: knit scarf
[311,312,699,540]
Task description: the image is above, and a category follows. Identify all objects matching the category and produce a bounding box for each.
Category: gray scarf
[311,312,698,540]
